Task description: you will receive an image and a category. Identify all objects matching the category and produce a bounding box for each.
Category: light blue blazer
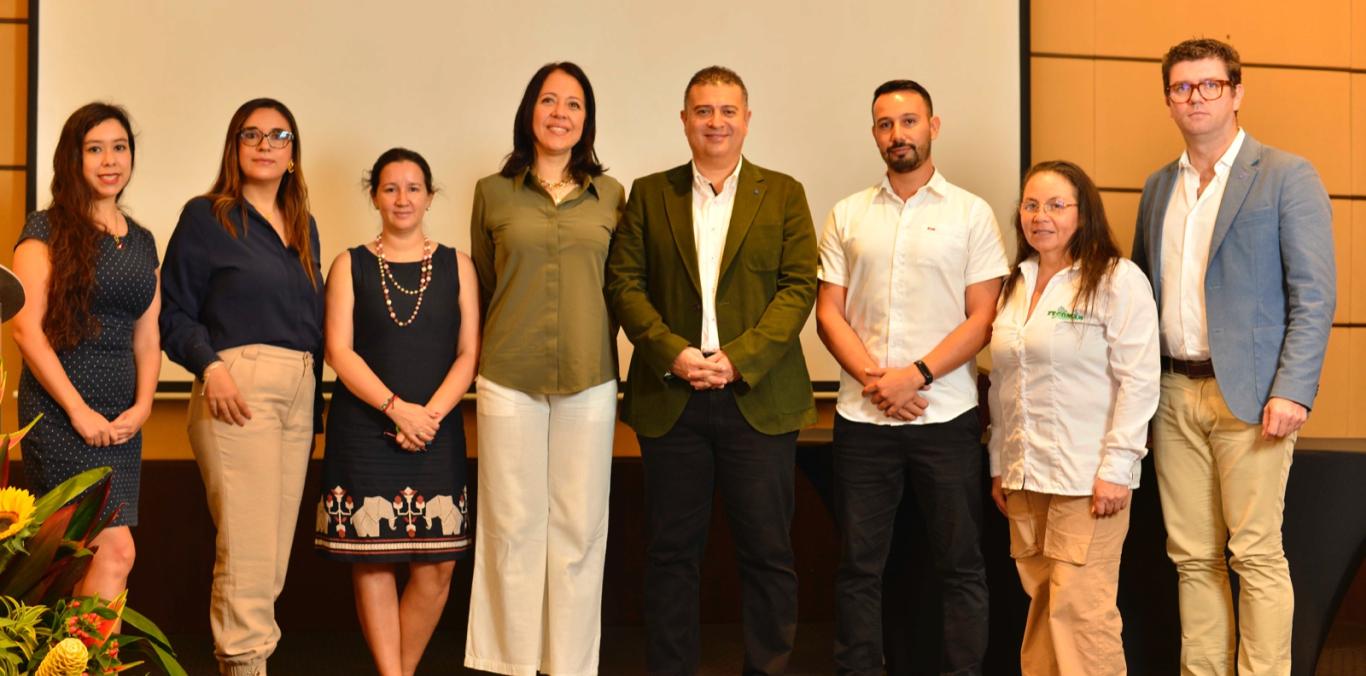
[1131,134,1336,424]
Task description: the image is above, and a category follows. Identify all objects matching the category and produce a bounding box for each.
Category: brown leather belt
[1161,356,1215,379]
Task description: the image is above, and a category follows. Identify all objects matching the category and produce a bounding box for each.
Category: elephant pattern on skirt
[318,485,469,541]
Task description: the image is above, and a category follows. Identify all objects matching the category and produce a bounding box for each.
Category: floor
[167,620,1366,675]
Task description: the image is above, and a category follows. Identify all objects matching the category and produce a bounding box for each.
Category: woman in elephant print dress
[314,148,480,675]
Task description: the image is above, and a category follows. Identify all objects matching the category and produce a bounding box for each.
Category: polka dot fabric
[16,211,159,526]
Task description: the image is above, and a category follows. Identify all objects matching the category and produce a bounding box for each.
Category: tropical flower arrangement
[0,385,185,673]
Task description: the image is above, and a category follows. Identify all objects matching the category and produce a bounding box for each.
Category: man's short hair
[871,80,934,116]
[684,66,748,106]
[1162,38,1242,92]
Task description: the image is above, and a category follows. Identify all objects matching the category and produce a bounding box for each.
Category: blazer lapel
[664,165,702,295]
[1208,135,1262,264]
[1146,162,1179,299]
[718,160,766,277]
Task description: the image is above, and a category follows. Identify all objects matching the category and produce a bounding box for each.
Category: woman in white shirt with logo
[988,160,1159,676]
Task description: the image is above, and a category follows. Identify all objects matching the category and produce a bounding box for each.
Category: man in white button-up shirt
[816,80,1008,676]
[1132,39,1335,676]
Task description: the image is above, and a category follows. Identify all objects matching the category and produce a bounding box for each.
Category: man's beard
[883,140,929,173]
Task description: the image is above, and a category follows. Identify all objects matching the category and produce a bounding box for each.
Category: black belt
[1161,356,1215,379]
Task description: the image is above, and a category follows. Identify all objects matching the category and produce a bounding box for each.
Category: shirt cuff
[188,342,223,379]
[1097,446,1142,486]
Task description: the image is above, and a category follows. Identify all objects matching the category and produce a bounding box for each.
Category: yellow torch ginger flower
[35,637,88,676]
[0,486,35,540]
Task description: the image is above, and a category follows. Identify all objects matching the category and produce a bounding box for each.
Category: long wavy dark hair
[44,102,135,350]
[204,98,317,286]
[499,62,605,183]
[1001,160,1120,315]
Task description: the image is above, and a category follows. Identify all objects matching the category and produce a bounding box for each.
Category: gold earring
[287,160,296,173]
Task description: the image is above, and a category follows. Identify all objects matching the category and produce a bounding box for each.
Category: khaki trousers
[464,376,617,676]
[1154,373,1295,676]
[1006,490,1130,676]
[189,345,316,676]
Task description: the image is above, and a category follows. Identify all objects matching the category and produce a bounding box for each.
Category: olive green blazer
[606,160,818,437]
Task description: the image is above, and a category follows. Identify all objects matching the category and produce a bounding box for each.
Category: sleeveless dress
[17,211,159,526]
[314,244,471,562]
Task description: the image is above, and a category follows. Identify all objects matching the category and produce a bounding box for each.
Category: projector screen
[34,1,1020,385]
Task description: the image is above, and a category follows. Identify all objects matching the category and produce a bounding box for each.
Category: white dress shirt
[1160,129,1246,360]
[818,171,1009,425]
[987,258,1160,494]
[692,159,742,353]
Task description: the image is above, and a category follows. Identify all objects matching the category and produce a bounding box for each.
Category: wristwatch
[913,359,934,385]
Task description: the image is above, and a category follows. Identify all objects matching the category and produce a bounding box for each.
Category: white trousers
[464,376,617,676]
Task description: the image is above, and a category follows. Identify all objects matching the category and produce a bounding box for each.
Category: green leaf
[0,504,74,598]
[31,467,110,523]
[119,605,175,653]
[144,640,189,676]
[64,476,113,543]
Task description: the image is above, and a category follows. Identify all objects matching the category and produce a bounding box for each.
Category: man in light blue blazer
[1131,38,1335,676]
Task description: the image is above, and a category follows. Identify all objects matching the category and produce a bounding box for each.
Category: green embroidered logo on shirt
[1046,306,1085,322]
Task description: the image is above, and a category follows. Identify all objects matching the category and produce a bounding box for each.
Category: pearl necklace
[375,235,433,327]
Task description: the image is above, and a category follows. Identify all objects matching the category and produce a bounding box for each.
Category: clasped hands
[862,365,930,422]
[385,397,442,452]
[671,347,738,391]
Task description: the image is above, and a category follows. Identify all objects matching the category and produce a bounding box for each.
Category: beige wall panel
[1094,0,1351,67]
[1031,57,1096,173]
[1355,203,1366,322]
[1303,327,1349,437]
[1349,329,1366,437]
[1238,68,1350,196]
[1100,190,1140,257]
[1332,200,1351,325]
[0,25,24,167]
[1030,0,1094,55]
[0,1,25,19]
[1353,74,1366,195]
[1094,60,1183,188]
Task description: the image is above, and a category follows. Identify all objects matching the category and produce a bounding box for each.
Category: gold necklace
[375,235,433,327]
[535,173,576,192]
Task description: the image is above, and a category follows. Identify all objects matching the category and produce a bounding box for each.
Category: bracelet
[379,393,397,413]
[201,360,225,379]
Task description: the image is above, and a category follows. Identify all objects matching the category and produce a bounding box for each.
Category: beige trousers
[464,376,617,676]
[189,344,316,676]
[1153,373,1295,676]
[1006,490,1131,676]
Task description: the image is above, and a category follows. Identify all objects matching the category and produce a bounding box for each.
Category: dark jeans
[639,389,800,676]
[832,410,989,676]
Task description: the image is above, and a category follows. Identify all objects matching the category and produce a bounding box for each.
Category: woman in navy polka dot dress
[11,102,161,602]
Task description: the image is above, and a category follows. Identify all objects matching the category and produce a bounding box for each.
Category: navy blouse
[159,195,324,381]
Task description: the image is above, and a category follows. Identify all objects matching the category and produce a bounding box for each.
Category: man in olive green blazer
[606,66,817,676]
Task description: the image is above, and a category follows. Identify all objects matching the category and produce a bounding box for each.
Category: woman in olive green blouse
[463,62,623,676]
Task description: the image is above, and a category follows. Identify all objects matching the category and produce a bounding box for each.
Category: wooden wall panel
[1029,0,1094,55]
[0,169,21,431]
[1350,329,1366,438]
[1355,203,1366,323]
[0,24,26,166]
[1353,74,1366,196]
[1303,327,1349,437]
[1093,0,1352,67]
[1030,57,1096,173]
[0,1,25,19]
[1332,200,1351,325]
[1093,60,1182,188]
[1099,190,1140,258]
[1237,68,1351,196]
[1354,0,1366,69]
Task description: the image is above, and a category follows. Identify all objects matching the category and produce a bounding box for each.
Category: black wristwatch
[913,359,934,385]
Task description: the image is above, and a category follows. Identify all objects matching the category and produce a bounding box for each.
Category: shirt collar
[1177,127,1245,178]
[692,157,743,197]
[876,168,947,204]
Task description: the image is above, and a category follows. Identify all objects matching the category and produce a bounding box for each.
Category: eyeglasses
[1020,199,1076,216]
[238,127,295,149]
[1166,79,1233,103]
